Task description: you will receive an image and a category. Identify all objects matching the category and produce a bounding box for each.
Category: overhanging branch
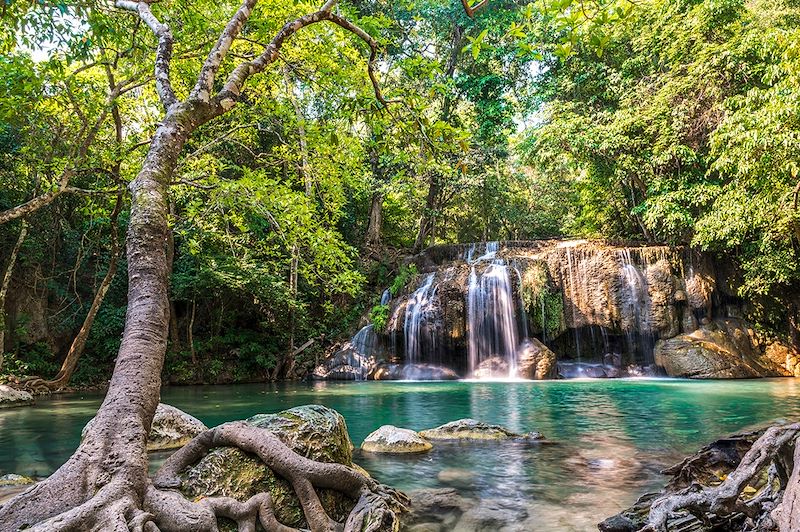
[116,0,178,110]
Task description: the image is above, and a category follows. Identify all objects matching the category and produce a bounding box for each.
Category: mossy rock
[0,474,35,486]
[180,405,356,529]
[362,425,433,453]
[420,419,529,441]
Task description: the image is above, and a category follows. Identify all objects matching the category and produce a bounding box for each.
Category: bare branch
[212,3,341,112]
[190,0,258,102]
[116,0,178,109]
[211,0,391,114]
[460,0,489,18]
[328,13,394,108]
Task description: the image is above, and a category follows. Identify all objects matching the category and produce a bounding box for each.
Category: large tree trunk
[365,190,384,249]
[365,144,384,250]
[413,175,439,253]
[0,105,193,530]
[0,220,28,372]
[0,2,407,529]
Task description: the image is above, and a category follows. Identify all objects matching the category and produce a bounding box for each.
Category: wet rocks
[654,319,790,379]
[373,363,459,381]
[471,357,509,379]
[0,385,33,408]
[180,405,359,528]
[148,403,208,451]
[419,419,538,441]
[597,424,782,532]
[517,338,557,380]
[311,348,374,381]
[362,425,432,454]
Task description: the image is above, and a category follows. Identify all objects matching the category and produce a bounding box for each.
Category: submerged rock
[0,385,33,408]
[0,474,35,486]
[597,425,777,531]
[402,488,470,531]
[419,419,540,441]
[654,318,790,379]
[180,405,358,529]
[148,403,208,451]
[362,425,432,454]
[373,363,459,381]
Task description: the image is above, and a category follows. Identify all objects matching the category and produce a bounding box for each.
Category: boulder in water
[517,338,557,379]
[419,419,540,441]
[0,385,33,408]
[654,318,790,379]
[148,403,208,451]
[0,474,35,486]
[311,347,374,380]
[471,356,509,379]
[373,363,459,381]
[180,405,368,529]
[362,425,432,453]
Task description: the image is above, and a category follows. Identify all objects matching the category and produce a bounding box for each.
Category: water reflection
[2,378,800,528]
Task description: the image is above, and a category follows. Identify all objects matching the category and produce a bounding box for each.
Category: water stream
[3,379,800,529]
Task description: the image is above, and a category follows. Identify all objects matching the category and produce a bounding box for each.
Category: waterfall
[513,263,530,341]
[380,288,391,306]
[404,273,437,364]
[466,243,520,378]
[618,249,655,363]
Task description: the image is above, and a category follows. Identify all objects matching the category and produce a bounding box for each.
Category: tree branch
[328,13,393,108]
[115,0,178,110]
[190,0,259,102]
[460,0,489,18]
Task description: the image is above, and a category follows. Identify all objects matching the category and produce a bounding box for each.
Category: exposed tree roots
[0,421,408,532]
[641,423,800,532]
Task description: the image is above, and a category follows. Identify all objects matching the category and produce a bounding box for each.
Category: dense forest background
[1,0,798,385]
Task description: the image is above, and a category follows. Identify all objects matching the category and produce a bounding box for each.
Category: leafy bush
[390,264,418,296]
[370,304,390,332]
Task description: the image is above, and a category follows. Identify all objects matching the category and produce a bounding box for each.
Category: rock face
[362,425,432,454]
[0,385,33,408]
[317,240,800,381]
[654,319,790,379]
[517,339,557,379]
[148,403,208,451]
[180,405,358,529]
[419,419,542,441]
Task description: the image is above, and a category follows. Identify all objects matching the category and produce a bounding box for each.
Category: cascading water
[380,288,392,306]
[619,249,655,363]
[404,273,438,364]
[466,242,520,378]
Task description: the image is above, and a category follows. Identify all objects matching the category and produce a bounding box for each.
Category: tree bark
[414,175,439,253]
[0,220,28,372]
[365,144,384,250]
[366,190,384,249]
[0,1,404,529]
[0,103,194,531]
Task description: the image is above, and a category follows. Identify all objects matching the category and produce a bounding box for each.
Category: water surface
[2,378,800,530]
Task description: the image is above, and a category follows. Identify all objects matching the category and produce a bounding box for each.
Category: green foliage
[390,264,419,296]
[520,262,564,339]
[521,0,800,299]
[369,304,390,332]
